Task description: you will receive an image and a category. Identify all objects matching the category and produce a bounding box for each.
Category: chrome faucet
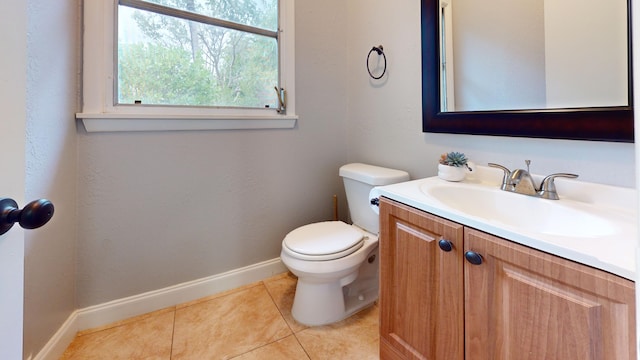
[487,163,511,190]
[508,168,538,196]
[488,161,578,200]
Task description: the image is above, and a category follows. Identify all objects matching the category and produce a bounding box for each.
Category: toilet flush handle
[370,198,380,207]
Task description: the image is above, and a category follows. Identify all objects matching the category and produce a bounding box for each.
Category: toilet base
[290,247,379,326]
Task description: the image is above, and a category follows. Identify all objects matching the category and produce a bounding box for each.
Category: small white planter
[438,164,467,182]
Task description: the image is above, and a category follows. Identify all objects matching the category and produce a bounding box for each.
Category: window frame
[77,0,297,132]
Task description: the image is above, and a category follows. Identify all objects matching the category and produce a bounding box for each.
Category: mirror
[421,0,634,142]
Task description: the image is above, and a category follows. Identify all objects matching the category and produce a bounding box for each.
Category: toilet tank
[339,163,410,234]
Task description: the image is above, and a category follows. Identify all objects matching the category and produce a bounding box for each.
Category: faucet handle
[488,163,511,190]
[538,173,579,200]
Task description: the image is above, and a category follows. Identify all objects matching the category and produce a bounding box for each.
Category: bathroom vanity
[373,167,637,360]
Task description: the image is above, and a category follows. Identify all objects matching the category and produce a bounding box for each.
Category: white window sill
[76,113,298,133]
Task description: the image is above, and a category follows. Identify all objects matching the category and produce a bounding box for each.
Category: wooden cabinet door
[464,228,636,360]
[379,198,464,360]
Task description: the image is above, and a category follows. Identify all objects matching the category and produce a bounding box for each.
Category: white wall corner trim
[33,258,287,360]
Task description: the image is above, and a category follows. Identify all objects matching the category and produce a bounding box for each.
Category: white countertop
[372,166,638,281]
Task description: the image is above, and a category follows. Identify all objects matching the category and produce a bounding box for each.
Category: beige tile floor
[60,272,380,359]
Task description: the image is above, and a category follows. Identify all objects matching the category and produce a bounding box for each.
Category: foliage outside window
[78,0,295,132]
[118,0,280,109]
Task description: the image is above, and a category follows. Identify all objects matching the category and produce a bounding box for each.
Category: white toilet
[280,163,409,326]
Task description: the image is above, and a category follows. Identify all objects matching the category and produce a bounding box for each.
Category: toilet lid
[283,221,364,259]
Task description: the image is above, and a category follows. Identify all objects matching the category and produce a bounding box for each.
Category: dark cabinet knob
[0,198,55,235]
[464,251,483,265]
[438,239,453,252]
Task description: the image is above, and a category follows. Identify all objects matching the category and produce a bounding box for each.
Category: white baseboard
[34,258,287,360]
[31,311,79,360]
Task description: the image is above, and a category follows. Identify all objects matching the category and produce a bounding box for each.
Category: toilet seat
[282,221,364,261]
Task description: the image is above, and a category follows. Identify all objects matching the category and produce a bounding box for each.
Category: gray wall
[75,0,349,307]
[24,0,79,357]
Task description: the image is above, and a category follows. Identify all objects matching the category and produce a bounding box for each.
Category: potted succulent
[438,151,471,181]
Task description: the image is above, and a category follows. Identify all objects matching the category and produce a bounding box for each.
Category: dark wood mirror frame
[421,0,634,142]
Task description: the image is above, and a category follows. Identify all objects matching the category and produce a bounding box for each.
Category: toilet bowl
[280,163,409,326]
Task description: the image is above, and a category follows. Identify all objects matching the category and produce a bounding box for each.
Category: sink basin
[420,183,616,238]
[372,166,637,280]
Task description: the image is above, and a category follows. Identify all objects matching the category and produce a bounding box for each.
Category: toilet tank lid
[339,163,410,185]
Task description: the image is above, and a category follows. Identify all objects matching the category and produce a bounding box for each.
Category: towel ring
[367,45,386,80]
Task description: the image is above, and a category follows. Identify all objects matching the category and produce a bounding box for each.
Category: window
[77,0,296,132]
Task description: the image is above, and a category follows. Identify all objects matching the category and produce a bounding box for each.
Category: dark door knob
[0,198,55,235]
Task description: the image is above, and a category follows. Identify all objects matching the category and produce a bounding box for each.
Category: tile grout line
[259,280,303,351]
[262,277,313,359]
[169,306,177,360]
[225,334,302,360]
[222,280,299,360]
[262,279,297,334]
[292,332,313,360]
